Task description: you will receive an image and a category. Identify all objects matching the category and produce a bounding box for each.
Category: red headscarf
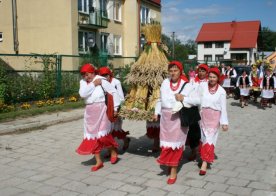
[198,64,209,72]
[209,67,221,81]
[98,66,113,82]
[168,61,189,82]
[80,63,96,74]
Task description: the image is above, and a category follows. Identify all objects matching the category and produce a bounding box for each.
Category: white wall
[197,41,257,65]
[197,42,230,62]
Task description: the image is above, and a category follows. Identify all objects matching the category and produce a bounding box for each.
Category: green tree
[261,27,276,51]
[161,34,197,60]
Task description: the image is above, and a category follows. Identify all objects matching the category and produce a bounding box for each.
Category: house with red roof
[195,20,262,65]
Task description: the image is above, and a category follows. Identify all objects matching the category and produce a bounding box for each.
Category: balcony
[78,9,109,29]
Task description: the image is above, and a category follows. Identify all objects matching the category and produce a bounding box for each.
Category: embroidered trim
[160,141,185,150]
[84,130,111,140]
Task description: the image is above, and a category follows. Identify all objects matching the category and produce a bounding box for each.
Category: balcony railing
[78,9,109,28]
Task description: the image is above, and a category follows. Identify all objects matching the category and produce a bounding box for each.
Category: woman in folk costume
[191,64,209,84]
[188,66,196,82]
[222,64,237,98]
[236,69,252,108]
[187,63,209,161]
[184,67,228,175]
[153,61,193,184]
[98,67,131,151]
[260,66,276,108]
[76,64,120,172]
[249,64,263,102]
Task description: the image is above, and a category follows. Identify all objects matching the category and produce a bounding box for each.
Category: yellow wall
[0,0,76,55]
[123,0,139,58]
[0,0,80,70]
[0,0,14,53]
[0,0,161,69]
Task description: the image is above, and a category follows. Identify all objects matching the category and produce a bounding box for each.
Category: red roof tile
[148,0,161,5]
[196,21,261,49]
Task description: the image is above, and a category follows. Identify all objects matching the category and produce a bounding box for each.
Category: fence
[0,53,203,104]
[0,53,137,104]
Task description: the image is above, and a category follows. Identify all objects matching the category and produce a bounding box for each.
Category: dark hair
[168,63,178,70]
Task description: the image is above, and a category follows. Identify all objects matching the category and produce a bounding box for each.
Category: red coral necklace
[170,79,181,91]
[208,83,219,94]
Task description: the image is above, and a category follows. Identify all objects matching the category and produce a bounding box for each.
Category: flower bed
[0,96,79,114]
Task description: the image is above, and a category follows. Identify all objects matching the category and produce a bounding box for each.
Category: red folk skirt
[76,103,118,155]
[157,147,183,167]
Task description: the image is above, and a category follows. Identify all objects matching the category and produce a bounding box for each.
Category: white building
[195,20,262,66]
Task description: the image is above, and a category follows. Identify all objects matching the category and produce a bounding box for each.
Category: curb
[0,113,83,135]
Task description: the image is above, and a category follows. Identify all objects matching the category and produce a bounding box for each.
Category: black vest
[239,76,250,86]
[226,69,234,76]
[263,75,275,89]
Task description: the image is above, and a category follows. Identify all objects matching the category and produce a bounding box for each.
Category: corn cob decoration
[119,23,169,121]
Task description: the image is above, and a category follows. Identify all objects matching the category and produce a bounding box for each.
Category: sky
[161,0,276,43]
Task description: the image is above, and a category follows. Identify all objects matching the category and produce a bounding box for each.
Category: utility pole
[172,32,175,59]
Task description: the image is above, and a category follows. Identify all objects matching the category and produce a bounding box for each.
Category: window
[140,6,150,24]
[78,0,92,14]
[215,55,223,61]
[215,42,224,48]
[0,32,2,42]
[231,53,247,60]
[78,31,96,53]
[113,35,122,55]
[100,0,108,18]
[204,42,212,48]
[114,0,122,21]
[101,33,109,53]
[204,55,212,62]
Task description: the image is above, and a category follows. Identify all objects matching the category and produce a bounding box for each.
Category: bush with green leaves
[0,64,8,104]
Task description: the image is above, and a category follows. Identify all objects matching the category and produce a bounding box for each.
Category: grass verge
[0,101,85,122]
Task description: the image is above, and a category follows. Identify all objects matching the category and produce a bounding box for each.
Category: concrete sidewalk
[0,99,276,195]
[0,108,84,135]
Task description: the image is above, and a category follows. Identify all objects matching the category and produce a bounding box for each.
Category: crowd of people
[74,60,274,185]
[218,63,276,109]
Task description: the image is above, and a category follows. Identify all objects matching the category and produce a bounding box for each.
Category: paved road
[0,99,276,196]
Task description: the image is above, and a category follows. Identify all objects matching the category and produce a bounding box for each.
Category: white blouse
[155,78,194,115]
[111,78,125,102]
[79,75,121,110]
[184,82,228,125]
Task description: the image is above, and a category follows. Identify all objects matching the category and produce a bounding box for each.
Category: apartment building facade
[0,0,161,70]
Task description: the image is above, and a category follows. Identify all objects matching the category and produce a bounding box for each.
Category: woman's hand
[93,78,102,86]
[152,114,158,122]
[114,111,118,118]
[175,94,184,101]
[222,125,228,131]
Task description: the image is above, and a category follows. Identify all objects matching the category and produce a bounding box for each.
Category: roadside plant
[69,96,78,102]
[35,100,45,107]
[20,103,31,110]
